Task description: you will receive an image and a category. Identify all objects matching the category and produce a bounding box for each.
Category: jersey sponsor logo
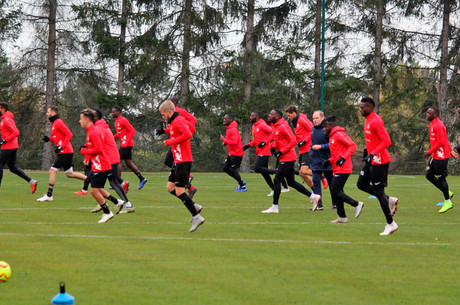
[174,143,182,162]
[436,147,445,158]
[93,155,102,170]
[373,154,381,164]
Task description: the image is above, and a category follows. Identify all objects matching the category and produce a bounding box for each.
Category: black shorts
[119,147,133,160]
[359,162,389,188]
[427,158,449,177]
[224,155,243,170]
[51,153,74,172]
[0,149,18,167]
[88,170,110,188]
[299,153,310,167]
[168,162,192,187]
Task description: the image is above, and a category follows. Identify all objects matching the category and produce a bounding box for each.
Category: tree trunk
[41,0,57,170]
[313,0,322,107]
[117,0,128,96]
[241,0,255,173]
[438,0,451,122]
[373,0,384,114]
[180,0,192,104]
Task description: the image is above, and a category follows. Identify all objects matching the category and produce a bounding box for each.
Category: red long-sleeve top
[49,117,74,154]
[0,111,19,150]
[328,126,356,174]
[113,115,136,148]
[428,117,452,160]
[271,117,298,162]
[80,124,111,172]
[294,113,313,154]
[95,119,120,164]
[164,112,193,163]
[364,111,391,165]
[222,120,244,157]
[248,119,272,156]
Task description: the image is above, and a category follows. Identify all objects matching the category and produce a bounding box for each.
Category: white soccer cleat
[194,203,203,214]
[115,199,124,214]
[189,214,205,232]
[281,187,290,193]
[91,205,102,213]
[267,190,274,197]
[37,194,53,202]
[310,194,321,211]
[379,221,398,236]
[355,201,364,218]
[98,211,114,223]
[261,206,279,214]
[330,217,348,224]
[388,197,399,216]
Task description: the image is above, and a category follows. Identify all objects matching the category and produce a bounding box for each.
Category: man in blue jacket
[309,110,336,210]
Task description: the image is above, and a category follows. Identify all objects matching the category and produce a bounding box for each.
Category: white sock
[125,201,133,208]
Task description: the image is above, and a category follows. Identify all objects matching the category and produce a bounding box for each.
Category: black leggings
[0,149,31,186]
[254,156,275,189]
[273,161,312,205]
[331,173,358,218]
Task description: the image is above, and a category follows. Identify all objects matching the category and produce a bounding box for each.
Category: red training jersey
[49,117,74,154]
[328,126,356,174]
[0,111,19,150]
[363,111,391,165]
[95,119,120,164]
[113,115,136,148]
[293,113,313,154]
[248,119,272,156]
[164,113,193,163]
[80,124,111,172]
[271,117,298,162]
[428,117,452,160]
[222,120,244,157]
[176,106,197,133]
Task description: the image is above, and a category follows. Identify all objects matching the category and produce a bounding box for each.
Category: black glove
[156,129,165,136]
[55,146,63,153]
[80,144,87,150]
[242,144,250,151]
[322,159,331,167]
[258,141,266,148]
[336,157,345,166]
[298,140,306,147]
[0,139,5,145]
[274,150,281,158]
[455,145,460,153]
[270,147,275,154]
[43,136,50,143]
[363,153,375,164]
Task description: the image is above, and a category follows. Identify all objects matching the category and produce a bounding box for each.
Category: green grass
[0,172,459,304]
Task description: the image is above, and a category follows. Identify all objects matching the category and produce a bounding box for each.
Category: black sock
[107,195,118,205]
[137,172,145,181]
[47,184,54,197]
[170,190,177,197]
[101,203,110,214]
[83,178,90,191]
[178,193,198,216]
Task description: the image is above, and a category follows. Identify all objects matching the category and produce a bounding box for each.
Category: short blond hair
[159,100,175,112]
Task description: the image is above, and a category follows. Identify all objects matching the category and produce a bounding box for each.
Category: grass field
[0,171,459,304]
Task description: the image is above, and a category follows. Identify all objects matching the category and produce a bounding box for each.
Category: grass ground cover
[0,172,459,304]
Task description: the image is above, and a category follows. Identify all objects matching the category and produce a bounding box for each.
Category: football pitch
[0,172,459,304]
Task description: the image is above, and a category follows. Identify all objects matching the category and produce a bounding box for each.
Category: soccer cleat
[281,187,290,193]
[310,194,321,211]
[439,201,453,213]
[330,217,348,224]
[262,206,279,214]
[267,190,274,197]
[122,181,129,194]
[355,201,364,218]
[449,191,454,200]
[98,211,114,223]
[30,180,38,194]
[188,174,194,186]
[388,197,399,216]
[37,194,53,202]
[138,178,148,190]
[316,206,324,211]
[234,185,247,192]
[189,214,205,232]
[379,221,398,236]
[115,200,124,214]
[194,203,203,214]
[321,177,328,189]
[119,206,135,214]
[73,189,88,195]
[188,187,197,199]
[91,205,102,213]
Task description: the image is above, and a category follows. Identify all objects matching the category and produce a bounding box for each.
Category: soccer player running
[156,96,198,198]
[357,97,399,236]
[159,100,204,232]
[0,102,38,193]
[220,114,247,192]
[323,116,364,223]
[285,105,314,188]
[261,109,321,214]
[310,110,335,210]
[424,107,456,213]
[92,109,135,214]
[79,109,115,223]
[111,106,147,190]
[37,106,86,201]
[243,111,275,196]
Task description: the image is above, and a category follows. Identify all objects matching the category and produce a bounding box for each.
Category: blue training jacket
[309,121,332,171]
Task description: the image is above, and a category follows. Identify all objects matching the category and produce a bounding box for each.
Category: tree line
[0,0,459,174]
